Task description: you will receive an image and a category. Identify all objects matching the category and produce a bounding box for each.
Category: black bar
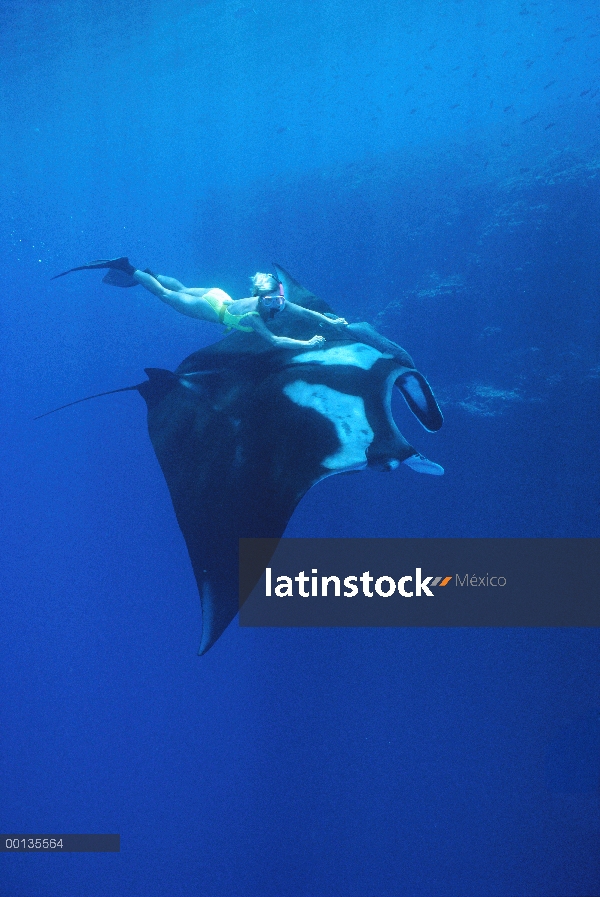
[0,835,120,852]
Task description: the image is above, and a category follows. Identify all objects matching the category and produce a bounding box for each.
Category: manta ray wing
[138,339,417,654]
[273,263,336,314]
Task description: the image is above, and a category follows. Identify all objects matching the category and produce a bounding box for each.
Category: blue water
[1,1,599,894]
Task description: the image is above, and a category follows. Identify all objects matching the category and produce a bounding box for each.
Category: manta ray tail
[34,384,142,420]
[34,369,180,420]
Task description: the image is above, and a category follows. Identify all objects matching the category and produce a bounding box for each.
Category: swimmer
[53,258,348,349]
[52,256,442,432]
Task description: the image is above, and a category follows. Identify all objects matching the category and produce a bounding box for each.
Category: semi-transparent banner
[239,539,600,627]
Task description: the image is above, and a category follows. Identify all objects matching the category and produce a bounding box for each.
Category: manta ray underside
[130,266,442,654]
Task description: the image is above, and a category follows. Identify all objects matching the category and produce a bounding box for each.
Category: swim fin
[51,257,135,280]
[102,269,139,288]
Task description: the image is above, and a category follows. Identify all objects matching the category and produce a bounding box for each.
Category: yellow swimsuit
[202,288,259,333]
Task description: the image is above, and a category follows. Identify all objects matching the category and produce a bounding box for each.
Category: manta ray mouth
[375,370,443,476]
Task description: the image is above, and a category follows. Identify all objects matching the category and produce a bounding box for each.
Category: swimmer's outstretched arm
[248,316,326,349]
[307,308,348,325]
[287,303,348,328]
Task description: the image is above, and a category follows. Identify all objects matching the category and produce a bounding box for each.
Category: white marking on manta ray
[291,344,391,370]
[283,380,374,471]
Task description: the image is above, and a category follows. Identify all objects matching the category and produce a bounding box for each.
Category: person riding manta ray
[52,256,444,473]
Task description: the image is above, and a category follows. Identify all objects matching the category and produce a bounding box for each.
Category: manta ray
[42,265,443,654]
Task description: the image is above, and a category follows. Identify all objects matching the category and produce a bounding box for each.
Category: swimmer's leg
[108,270,210,296]
[153,275,187,291]
[151,275,216,299]
[133,270,218,321]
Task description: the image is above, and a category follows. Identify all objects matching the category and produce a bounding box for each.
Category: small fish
[504,105,514,112]
[563,35,576,42]
[544,80,556,89]
[450,103,460,109]
[545,122,556,130]
[580,88,591,96]
[521,112,540,124]
[525,59,535,68]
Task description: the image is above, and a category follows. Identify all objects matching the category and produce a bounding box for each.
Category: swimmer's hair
[251,272,279,296]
